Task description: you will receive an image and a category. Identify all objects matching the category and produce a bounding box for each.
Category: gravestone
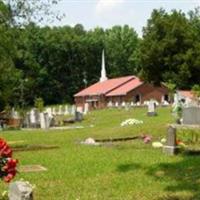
[35,110,40,127]
[115,102,119,107]
[45,107,52,118]
[8,181,33,200]
[163,100,169,106]
[182,107,200,125]
[52,107,56,115]
[163,126,179,155]
[44,113,51,129]
[121,101,126,107]
[71,105,76,115]
[84,103,89,115]
[68,106,72,115]
[107,101,113,108]
[40,112,46,129]
[75,111,83,122]
[29,109,36,128]
[77,106,83,113]
[125,103,130,111]
[11,108,20,119]
[64,105,69,115]
[20,165,47,173]
[58,105,62,115]
[147,100,157,116]
[24,113,30,128]
[130,102,134,107]
[136,102,141,106]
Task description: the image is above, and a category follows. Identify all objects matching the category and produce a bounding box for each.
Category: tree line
[1,0,200,110]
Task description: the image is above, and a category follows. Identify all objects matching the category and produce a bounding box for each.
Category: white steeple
[100,49,108,82]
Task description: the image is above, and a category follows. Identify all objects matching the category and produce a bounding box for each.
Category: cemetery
[2,1,200,200]
[1,105,200,200]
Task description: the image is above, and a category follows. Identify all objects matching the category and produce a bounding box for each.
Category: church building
[74,51,169,110]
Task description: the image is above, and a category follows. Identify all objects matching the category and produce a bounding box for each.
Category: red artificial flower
[0,139,12,157]
[3,173,14,183]
[0,138,18,183]
[176,139,181,145]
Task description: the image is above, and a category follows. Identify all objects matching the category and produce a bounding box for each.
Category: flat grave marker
[19,165,47,173]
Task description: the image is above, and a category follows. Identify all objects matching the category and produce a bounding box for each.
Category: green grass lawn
[0,107,200,200]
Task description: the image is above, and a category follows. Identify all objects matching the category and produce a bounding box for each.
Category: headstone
[121,101,126,107]
[125,103,130,111]
[71,105,76,115]
[35,110,40,127]
[20,165,47,173]
[45,107,52,118]
[84,103,89,114]
[29,109,36,128]
[115,102,119,107]
[130,102,134,107]
[136,102,141,106]
[68,106,72,115]
[163,126,179,155]
[147,100,157,116]
[77,106,83,113]
[40,112,46,129]
[58,105,62,115]
[52,107,56,115]
[107,101,113,108]
[44,112,51,128]
[8,181,33,200]
[182,107,200,125]
[64,105,69,115]
[143,101,149,106]
[11,108,20,119]
[163,100,169,106]
[75,111,83,122]
[24,113,30,128]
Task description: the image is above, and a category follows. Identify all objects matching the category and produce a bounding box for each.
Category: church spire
[100,49,108,82]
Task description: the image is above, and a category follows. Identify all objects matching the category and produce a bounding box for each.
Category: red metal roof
[74,76,135,97]
[178,90,194,99]
[106,77,143,96]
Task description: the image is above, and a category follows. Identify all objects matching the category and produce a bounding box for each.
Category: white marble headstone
[52,107,56,115]
[77,106,83,113]
[107,101,113,108]
[8,181,33,200]
[40,112,46,129]
[46,107,52,118]
[71,105,76,115]
[121,101,126,107]
[84,103,89,114]
[30,109,36,124]
[148,101,155,113]
[64,105,69,115]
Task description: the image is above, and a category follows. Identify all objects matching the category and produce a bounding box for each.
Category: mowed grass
[0,107,200,200]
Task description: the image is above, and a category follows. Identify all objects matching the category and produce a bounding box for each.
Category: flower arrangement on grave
[120,118,143,127]
[0,138,18,183]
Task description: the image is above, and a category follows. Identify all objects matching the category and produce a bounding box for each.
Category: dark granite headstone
[75,111,83,122]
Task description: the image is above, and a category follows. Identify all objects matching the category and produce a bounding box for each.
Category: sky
[50,0,200,36]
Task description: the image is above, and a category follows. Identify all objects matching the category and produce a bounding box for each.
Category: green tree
[0,1,21,109]
[138,9,196,88]
[105,25,139,77]
[192,84,200,98]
